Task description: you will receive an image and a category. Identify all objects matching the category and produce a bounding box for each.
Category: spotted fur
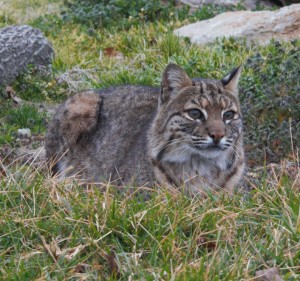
[45,64,245,195]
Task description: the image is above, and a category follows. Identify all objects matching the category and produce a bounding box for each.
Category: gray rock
[0,25,54,85]
[175,4,300,45]
[17,128,31,139]
[181,0,275,10]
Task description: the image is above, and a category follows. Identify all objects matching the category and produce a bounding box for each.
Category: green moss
[241,41,300,165]
[62,0,245,30]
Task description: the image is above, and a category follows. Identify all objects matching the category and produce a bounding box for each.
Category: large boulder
[175,4,300,45]
[0,25,54,85]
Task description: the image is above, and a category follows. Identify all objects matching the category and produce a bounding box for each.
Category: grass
[0,164,299,280]
[7,104,48,134]
[0,0,299,280]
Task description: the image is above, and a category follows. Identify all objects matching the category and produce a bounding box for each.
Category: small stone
[17,128,31,139]
[255,267,284,281]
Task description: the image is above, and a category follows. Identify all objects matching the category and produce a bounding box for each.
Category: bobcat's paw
[61,91,101,145]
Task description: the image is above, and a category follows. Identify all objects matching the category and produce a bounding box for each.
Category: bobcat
[45,64,245,195]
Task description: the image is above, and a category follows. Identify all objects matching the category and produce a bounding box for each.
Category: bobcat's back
[45,85,159,185]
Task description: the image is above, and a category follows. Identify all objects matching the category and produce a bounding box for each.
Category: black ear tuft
[221,65,242,95]
[221,66,240,86]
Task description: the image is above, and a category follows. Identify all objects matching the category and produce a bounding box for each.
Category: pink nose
[208,131,225,143]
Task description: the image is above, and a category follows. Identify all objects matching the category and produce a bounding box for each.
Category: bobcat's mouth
[191,143,228,154]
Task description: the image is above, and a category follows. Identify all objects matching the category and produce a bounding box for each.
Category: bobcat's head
[149,63,243,163]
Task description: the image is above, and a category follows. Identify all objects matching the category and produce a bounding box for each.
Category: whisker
[159,138,185,150]
[163,144,193,160]
[231,143,244,156]
[230,144,244,162]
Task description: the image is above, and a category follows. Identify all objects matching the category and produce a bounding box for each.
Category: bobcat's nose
[209,131,225,143]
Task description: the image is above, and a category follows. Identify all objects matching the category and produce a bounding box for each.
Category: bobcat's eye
[188,109,204,120]
[223,110,235,121]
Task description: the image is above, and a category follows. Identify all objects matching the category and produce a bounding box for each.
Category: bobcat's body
[45,64,245,195]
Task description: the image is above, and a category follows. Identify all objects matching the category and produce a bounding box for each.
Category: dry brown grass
[0,0,63,24]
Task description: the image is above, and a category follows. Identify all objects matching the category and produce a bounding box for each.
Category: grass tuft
[7,104,48,134]
[0,161,299,280]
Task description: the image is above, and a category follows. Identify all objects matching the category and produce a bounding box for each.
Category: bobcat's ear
[221,66,242,95]
[160,63,193,103]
